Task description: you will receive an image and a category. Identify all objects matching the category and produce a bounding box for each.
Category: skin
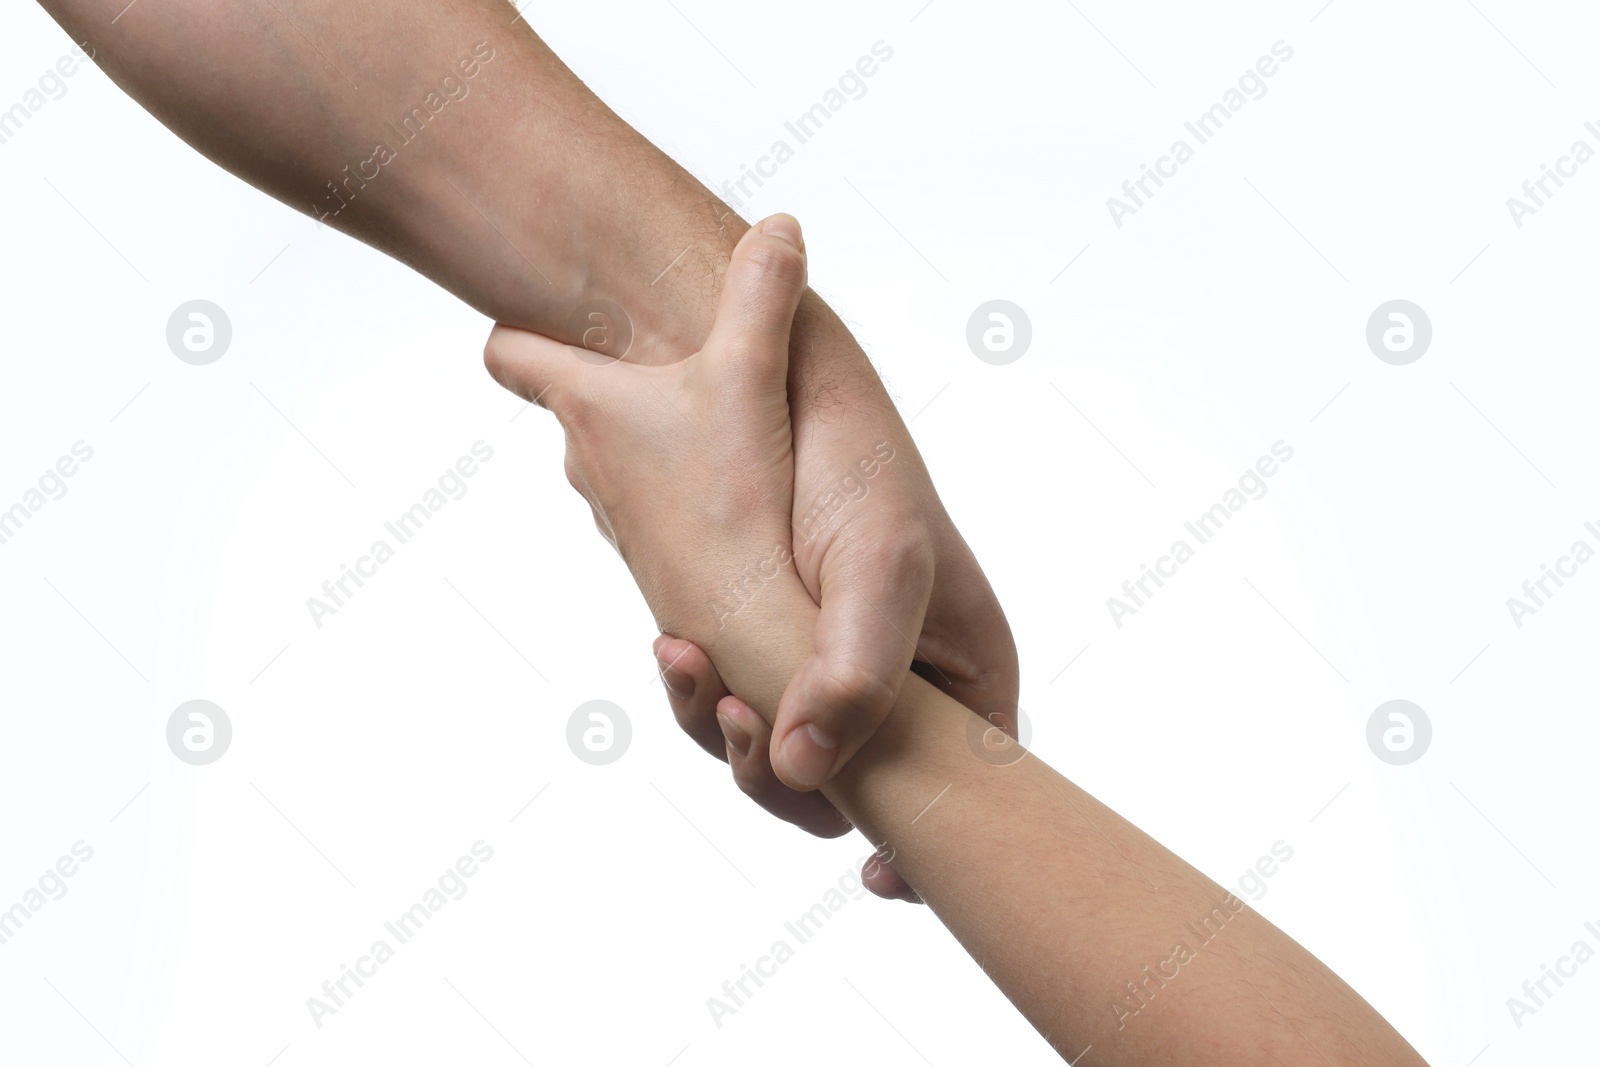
[35,0,1019,893]
[485,216,1434,1065]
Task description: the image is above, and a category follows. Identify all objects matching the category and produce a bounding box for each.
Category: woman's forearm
[829,682,1427,1064]
[703,599,1427,1064]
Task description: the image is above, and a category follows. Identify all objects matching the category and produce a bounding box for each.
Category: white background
[2,0,1596,1064]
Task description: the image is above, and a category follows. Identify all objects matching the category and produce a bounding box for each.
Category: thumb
[699,214,809,386]
[770,534,936,791]
[482,323,593,423]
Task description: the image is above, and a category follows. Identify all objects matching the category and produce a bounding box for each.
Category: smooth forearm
[828,685,1427,1064]
[706,593,1425,1065]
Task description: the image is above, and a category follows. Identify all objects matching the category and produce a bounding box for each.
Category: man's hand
[646,251,1020,902]
[773,385,1021,791]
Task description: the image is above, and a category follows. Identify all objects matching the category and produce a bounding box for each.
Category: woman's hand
[482,215,817,699]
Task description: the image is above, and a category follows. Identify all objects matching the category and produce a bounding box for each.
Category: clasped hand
[485,215,1013,900]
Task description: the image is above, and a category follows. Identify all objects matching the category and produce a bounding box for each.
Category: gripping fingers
[654,635,732,761]
[716,697,921,902]
[713,696,853,840]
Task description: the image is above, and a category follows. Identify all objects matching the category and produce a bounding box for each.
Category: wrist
[585,196,739,360]
[785,293,880,414]
[695,584,818,721]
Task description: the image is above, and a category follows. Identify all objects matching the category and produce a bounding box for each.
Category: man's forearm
[37,0,871,402]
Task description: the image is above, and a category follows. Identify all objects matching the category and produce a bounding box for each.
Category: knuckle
[668,692,699,735]
[561,384,598,428]
[666,694,709,750]
[873,528,938,588]
[812,663,898,726]
[481,327,512,385]
[562,453,585,494]
[743,239,808,291]
[731,760,769,802]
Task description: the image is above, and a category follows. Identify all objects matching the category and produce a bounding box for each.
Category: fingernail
[716,709,751,760]
[777,723,837,789]
[657,656,693,701]
[761,214,804,251]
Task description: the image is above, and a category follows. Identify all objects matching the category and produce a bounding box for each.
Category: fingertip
[773,722,841,792]
[656,635,701,674]
[759,213,805,252]
[715,706,752,761]
[482,323,523,393]
[731,216,809,298]
[862,859,923,904]
[713,698,853,838]
[716,697,764,764]
[715,695,768,748]
[481,323,574,411]
[656,636,709,704]
[772,655,898,792]
[657,636,734,763]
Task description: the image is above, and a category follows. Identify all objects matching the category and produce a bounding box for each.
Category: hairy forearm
[36,0,878,408]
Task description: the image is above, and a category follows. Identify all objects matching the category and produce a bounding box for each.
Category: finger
[653,634,732,761]
[861,852,923,904]
[482,323,592,423]
[715,696,852,840]
[914,536,1023,737]
[662,638,919,895]
[770,530,936,791]
[698,214,808,387]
